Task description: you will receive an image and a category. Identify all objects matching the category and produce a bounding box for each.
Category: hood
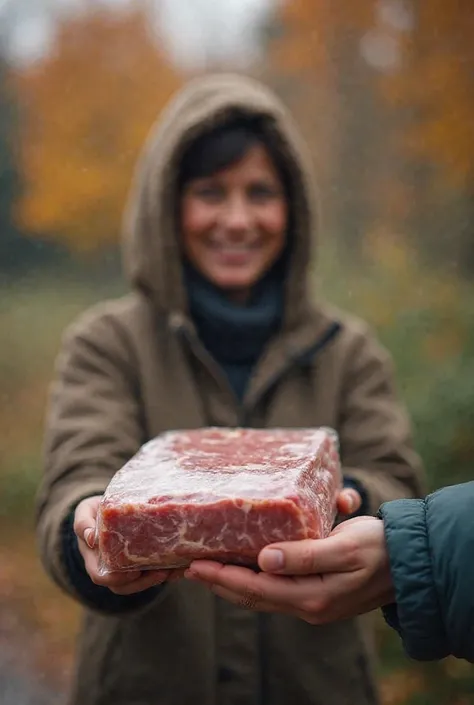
[122,73,319,330]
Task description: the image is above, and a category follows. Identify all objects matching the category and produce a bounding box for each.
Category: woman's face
[180,143,288,302]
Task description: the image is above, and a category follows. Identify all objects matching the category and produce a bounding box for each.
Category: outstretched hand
[74,496,184,595]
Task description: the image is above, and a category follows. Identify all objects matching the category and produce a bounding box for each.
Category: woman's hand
[186,516,395,624]
[74,496,184,595]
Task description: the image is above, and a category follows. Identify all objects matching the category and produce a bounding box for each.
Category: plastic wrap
[96,426,342,574]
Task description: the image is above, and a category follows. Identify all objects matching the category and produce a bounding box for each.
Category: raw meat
[96,427,342,572]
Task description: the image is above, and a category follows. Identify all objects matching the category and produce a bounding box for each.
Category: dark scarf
[185,264,284,402]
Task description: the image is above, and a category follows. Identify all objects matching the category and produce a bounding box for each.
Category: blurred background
[0,0,473,702]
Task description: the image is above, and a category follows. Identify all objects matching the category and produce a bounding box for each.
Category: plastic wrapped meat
[96,427,342,572]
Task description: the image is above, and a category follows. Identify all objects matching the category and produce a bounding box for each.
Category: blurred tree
[0,51,59,276]
[257,0,332,161]
[380,0,474,273]
[259,0,387,256]
[13,7,182,252]
[0,53,24,272]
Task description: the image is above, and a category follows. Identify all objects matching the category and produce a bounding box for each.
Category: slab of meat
[96,427,342,572]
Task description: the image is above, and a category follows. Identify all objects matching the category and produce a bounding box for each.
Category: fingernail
[261,548,284,572]
[84,528,95,549]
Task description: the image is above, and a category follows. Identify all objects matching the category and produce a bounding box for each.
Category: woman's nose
[221,194,253,231]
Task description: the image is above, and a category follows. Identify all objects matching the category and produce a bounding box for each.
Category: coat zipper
[244,322,342,705]
[238,321,342,428]
[175,317,342,705]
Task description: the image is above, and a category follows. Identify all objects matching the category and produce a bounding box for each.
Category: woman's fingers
[73,496,187,594]
[73,495,102,548]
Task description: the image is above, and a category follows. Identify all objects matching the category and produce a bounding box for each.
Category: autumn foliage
[14,8,182,251]
[262,0,474,269]
[382,1,474,193]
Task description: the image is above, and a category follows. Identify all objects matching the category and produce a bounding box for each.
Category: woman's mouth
[208,240,260,265]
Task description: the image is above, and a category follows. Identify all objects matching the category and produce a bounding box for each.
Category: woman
[193,482,474,664]
[36,73,425,705]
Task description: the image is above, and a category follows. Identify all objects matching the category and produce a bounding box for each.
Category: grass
[0,270,125,519]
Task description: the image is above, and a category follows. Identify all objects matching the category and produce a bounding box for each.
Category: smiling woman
[178,119,289,301]
[36,73,425,705]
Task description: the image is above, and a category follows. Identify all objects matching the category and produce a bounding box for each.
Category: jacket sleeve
[337,325,426,514]
[378,482,474,663]
[35,305,162,614]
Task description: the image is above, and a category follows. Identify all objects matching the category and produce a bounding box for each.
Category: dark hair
[177,115,291,199]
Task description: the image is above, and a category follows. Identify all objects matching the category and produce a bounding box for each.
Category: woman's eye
[195,185,223,201]
[249,184,278,201]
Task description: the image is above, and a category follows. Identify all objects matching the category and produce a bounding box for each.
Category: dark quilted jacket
[379,481,474,663]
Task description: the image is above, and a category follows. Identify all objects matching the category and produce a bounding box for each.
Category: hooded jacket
[36,74,425,705]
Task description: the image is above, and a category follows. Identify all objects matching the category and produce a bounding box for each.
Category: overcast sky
[0,0,276,69]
